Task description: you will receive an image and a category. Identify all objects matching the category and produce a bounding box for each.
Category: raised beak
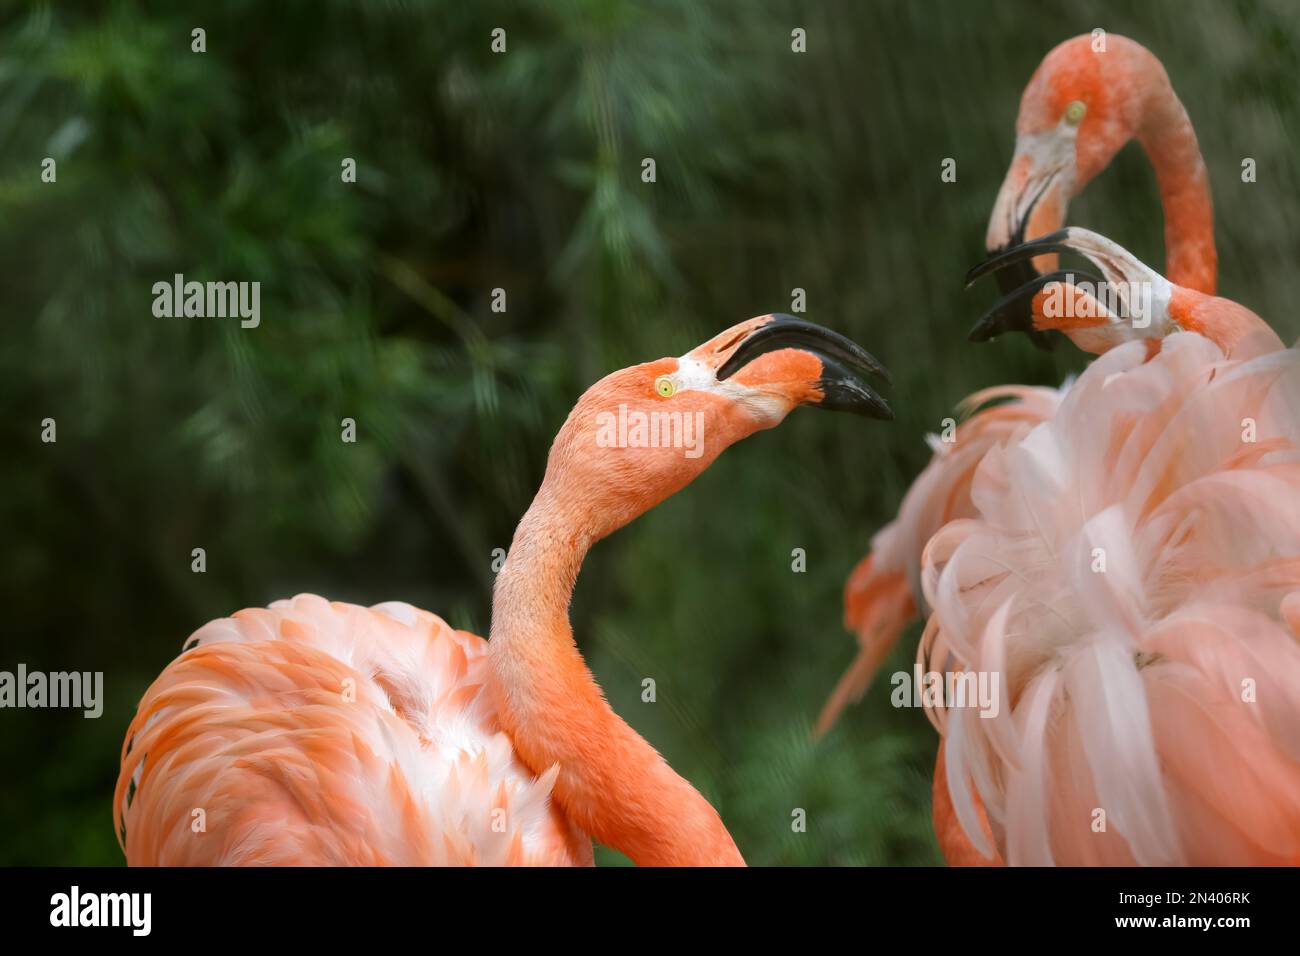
[966,228,1078,287]
[964,227,1167,342]
[715,314,893,420]
[970,227,1163,288]
[976,156,1070,351]
[965,229,1105,342]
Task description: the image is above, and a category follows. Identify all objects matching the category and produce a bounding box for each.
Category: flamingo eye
[1065,100,1087,126]
[654,375,677,398]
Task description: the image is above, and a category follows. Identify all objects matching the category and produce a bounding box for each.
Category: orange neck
[487,487,744,866]
[1136,86,1216,294]
[1167,287,1279,357]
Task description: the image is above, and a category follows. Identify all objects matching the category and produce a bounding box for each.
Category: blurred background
[2,0,1297,865]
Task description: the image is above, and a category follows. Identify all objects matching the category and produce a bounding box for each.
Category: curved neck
[1136,86,1216,294]
[487,487,744,866]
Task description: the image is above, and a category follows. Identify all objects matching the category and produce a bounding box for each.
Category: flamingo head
[538,313,891,541]
[966,226,1181,354]
[981,34,1173,348]
[967,226,1271,358]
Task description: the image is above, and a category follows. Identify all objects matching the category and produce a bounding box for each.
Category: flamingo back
[115,594,593,866]
[922,333,1300,865]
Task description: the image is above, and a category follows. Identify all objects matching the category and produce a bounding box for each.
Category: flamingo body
[116,594,593,866]
[922,331,1300,865]
[820,34,1300,867]
[823,34,1218,746]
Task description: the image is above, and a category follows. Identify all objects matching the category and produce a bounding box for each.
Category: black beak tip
[964,260,992,290]
[835,394,895,421]
[815,372,893,421]
[964,235,1048,346]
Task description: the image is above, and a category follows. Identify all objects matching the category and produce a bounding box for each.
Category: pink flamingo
[822,35,1217,734]
[927,227,1300,865]
[816,34,1225,864]
[115,314,891,866]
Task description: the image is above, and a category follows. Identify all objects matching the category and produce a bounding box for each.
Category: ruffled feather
[924,333,1300,865]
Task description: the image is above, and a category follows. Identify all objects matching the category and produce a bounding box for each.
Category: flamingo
[923,227,1300,865]
[114,314,892,867]
[820,34,1218,738]
[816,34,1229,866]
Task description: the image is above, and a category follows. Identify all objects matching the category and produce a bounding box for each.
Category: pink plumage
[116,595,593,866]
[818,384,1063,734]
[921,331,1300,865]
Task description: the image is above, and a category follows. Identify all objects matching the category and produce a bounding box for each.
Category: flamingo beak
[975,157,1071,351]
[714,314,893,420]
[964,227,1172,347]
[964,230,1107,343]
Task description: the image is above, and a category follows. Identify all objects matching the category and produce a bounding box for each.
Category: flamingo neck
[487,487,744,866]
[1167,287,1279,357]
[1136,86,1216,294]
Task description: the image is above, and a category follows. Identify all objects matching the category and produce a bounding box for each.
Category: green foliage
[1,0,1296,865]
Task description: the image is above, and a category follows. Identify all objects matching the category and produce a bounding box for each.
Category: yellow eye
[654,375,676,398]
[1065,100,1087,126]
